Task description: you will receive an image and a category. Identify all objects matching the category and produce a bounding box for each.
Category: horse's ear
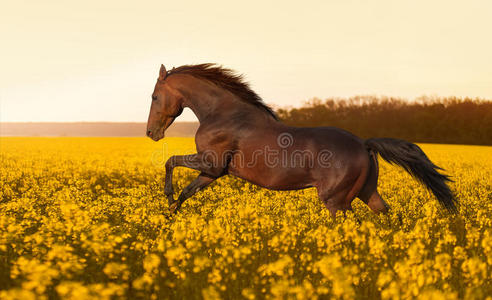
[159,64,167,80]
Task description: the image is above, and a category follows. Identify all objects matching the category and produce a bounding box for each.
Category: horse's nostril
[146,130,152,137]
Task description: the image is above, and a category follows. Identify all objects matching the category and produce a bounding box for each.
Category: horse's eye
[152,96,157,101]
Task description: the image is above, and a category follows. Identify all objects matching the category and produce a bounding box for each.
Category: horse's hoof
[166,194,174,206]
[169,201,180,214]
[163,212,172,220]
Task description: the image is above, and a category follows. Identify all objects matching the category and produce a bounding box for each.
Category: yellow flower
[0,138,490,299]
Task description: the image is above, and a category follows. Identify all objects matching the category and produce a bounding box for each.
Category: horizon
[2,0,492,123]
[2,94,490,124]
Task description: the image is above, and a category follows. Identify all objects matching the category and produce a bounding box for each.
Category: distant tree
[276,96,492,145]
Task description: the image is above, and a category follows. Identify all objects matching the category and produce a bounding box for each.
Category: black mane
[167,63,278,120]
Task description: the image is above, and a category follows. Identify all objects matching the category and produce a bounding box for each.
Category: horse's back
[291,126,366,155]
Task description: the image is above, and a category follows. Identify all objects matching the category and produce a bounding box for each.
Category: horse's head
[146,64,184,141]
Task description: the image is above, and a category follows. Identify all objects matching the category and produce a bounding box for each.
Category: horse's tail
[364,138,457,213]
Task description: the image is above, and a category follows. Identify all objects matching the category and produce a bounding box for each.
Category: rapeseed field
[0,137,490,299]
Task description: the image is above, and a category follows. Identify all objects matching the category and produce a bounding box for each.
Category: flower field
[0,137,491,299]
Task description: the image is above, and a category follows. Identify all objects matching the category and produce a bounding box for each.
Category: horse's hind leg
[358,150,390,214]
[358,177,390,214]
[317,187,354,217]
[364,190,389,214]
[316,169,370,217]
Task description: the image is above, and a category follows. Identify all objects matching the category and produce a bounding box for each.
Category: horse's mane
[167,63,278,120]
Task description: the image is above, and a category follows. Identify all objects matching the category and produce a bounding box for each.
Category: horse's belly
[228,162,314,190]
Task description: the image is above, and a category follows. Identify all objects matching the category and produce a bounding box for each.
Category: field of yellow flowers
[0,137,491,299]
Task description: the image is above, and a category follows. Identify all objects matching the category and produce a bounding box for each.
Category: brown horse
[146,64,457,216]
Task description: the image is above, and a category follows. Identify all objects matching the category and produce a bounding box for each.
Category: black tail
[365,138,457,213]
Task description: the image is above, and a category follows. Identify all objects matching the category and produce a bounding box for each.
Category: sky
[1,0,491,122]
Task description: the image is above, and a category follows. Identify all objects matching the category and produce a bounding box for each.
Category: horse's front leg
[164,153,223,209]
[169,173,216,214]
[164,156,179,205]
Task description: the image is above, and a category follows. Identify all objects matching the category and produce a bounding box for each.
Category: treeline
[276,96,492,145]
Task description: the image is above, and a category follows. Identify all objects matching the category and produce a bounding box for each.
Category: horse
[146,63,457,217]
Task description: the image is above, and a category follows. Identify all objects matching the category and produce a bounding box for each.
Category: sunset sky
[1,0,491,122]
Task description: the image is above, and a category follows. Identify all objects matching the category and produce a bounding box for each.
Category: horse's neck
[177,77,271,124]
